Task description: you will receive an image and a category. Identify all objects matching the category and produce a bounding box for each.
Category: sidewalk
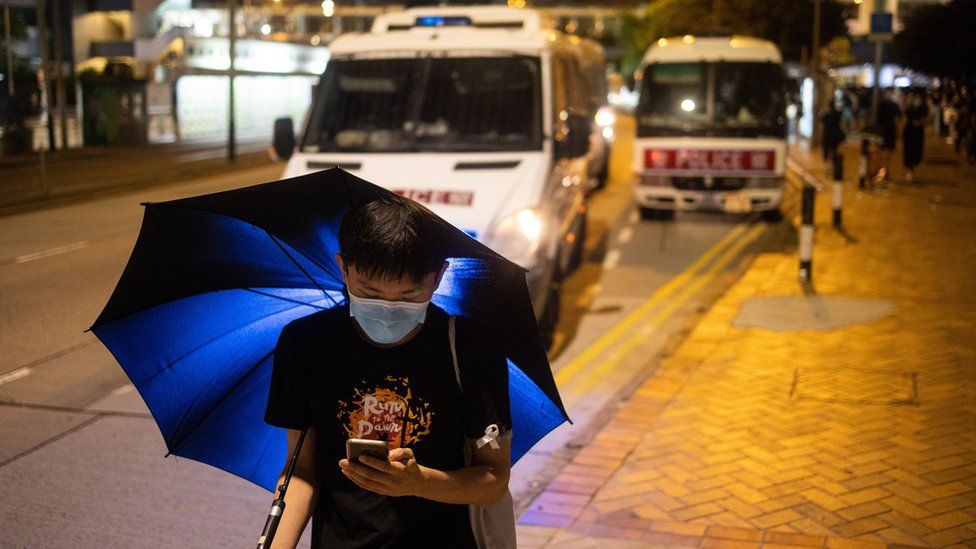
[0,137,272,216]
[518,136,976,547]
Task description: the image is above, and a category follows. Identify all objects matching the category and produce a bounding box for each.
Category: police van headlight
[746,177,782,189]
[639,174,670,186]
[595,107,616,128]
[489,208,545,268]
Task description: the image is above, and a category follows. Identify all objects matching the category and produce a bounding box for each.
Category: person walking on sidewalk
[821,101,845,163]
[965,110,976,166]
[877,88,901,182]
[902,91,927,182]
[264,195,514,548]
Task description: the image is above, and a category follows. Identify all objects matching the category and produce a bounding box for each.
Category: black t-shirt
[264,303,511,549]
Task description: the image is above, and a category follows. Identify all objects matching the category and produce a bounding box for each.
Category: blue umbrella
[90,168,568,493]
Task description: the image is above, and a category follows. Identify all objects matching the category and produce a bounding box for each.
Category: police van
[274,6,597,345]
[632,36,788,221]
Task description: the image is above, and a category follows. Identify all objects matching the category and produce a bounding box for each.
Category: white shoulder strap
[448,315,462,392]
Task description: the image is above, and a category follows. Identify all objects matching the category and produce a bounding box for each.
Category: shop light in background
[322,0,335,17]
[183,37,329,74]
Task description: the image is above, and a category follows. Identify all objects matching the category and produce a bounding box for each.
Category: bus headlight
[489,208,545,268]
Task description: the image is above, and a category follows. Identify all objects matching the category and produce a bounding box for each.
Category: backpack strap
[449,315,462,392]
[450,315,501,450]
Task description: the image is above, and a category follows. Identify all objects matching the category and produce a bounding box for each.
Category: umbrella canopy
[91,168,568,491]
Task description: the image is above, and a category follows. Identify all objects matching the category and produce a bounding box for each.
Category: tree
[616,0,848,75]
[894,0,976,80]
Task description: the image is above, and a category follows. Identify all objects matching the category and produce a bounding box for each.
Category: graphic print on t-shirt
[337,376,434,449]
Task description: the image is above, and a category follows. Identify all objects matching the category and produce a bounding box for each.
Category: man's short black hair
[338,194,447,282]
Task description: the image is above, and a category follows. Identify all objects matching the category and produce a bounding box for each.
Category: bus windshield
[302,55,542,152]
[637,61,786,138]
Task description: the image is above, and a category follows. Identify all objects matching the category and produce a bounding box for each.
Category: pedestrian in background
[965,111,976,166]
[902,91,927,182]
[821,100,845,163]
[876,88,901,182]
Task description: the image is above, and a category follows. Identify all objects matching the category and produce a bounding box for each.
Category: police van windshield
[637,61,786,138]
[302,55,543,152]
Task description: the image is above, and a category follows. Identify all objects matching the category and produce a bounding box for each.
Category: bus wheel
[761,209,783,223]
[640,207,675,221]
[540,282,561,351]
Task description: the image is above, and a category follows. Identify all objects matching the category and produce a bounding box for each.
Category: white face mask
[348,293,430,345]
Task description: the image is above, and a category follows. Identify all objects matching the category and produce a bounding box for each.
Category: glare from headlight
[489,208,546,268]
[595,108,616,128]
[681,99,696,112]
[602,126,614,140]
[515,209,543,240]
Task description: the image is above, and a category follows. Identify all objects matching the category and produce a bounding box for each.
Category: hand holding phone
[346,438,390,463]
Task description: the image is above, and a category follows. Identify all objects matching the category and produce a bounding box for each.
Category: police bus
[274,6,603,345]
[632,36,788,221]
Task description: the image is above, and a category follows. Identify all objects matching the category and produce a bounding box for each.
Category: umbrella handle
[256,428,308,549]
[256,498,285,549]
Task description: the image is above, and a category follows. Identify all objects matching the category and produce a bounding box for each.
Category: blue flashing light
[414,15,473,28]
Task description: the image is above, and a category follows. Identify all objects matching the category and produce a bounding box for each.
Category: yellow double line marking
[555,221,767,395]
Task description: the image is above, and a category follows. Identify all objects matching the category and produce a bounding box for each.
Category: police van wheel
[639,207,674,221]
[594,160,609,190]
[540,283,561,351]
[761,209,783,223]
[567,211,588,273]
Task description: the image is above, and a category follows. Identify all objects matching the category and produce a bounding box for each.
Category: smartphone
[346,438,390,462]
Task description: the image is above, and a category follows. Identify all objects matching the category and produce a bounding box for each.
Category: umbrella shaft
[256,499,285,549]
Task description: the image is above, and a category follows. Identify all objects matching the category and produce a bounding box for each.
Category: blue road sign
[870,12,893,35]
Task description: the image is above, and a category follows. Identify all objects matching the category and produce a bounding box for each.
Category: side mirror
[554,113,591,159]
[272,117,295,161]
[556,113,591,159]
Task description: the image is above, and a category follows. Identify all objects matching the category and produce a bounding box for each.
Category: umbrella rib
[168,348,276,454]
[269,233,344,287]
[244,288,333,311]
[265,232,338,307]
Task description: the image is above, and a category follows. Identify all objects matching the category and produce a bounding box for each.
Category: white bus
[632,36,788,221]
[273,6,601,345]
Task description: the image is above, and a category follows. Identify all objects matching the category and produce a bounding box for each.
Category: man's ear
[336,253,348,284]
[434,261,449,290]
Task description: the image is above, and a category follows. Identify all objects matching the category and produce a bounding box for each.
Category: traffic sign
[869,12,893,42]
[870,12,893,34]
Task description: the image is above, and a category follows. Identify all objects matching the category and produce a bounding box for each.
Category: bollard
[858,138,869,189]
[798,184,815,283]
[832,153,843,228]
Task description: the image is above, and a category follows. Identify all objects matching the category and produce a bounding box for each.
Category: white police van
[633,36,788,221]
[274,6,596,345]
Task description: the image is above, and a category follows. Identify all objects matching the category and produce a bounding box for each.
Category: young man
[264,195,512,548]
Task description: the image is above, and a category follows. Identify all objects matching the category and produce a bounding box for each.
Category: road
[0,127,787,547]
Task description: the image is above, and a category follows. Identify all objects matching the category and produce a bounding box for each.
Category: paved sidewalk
[518,137,976,547]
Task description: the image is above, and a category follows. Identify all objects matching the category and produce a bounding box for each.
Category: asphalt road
[0,139,778,547]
